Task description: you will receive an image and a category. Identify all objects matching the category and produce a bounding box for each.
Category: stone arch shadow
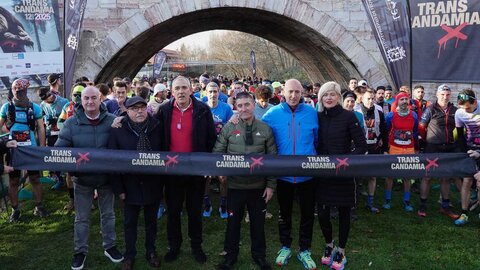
[79,5,384,86]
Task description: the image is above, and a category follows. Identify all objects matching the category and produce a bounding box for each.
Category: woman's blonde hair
[317,81,343,112]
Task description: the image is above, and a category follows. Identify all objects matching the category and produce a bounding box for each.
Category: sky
[164,30,227,50]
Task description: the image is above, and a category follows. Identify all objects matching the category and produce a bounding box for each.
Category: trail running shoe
[331,251,347,270]
[439,207,460,220]
[275,247,292,266]
[219,206,228,219]
[33,205,49,217]
[321,245,335,266]
[382,202,391,210]
[9,209,20,223]
[366,204,380,213]
[454,213,469,226]
[157,204,166,219]
[404,203,414,213]
[203,205,212,217]
[297,249,316,270]
[417,205,427,217]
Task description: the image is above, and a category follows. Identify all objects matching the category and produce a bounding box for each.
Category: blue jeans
[73,182,116,254]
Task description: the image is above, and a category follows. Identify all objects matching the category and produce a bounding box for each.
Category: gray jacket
[55,103,115,187]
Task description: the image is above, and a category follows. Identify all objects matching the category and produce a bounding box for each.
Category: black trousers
[317,205,351,249]
[277,180,316,251]
[124,202,160,259]
[165,176,206,250]
[224,188,266,260]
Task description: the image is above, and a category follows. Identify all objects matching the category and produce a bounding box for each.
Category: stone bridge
[75,0,477,93]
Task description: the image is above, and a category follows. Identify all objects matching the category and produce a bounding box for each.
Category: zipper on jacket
[292,113,296,183]
[444,105,450,143]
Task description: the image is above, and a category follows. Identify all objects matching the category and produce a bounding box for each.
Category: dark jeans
[224,189,266,260]
[123,202,160,259]
[165,176,206,250]
[277,179,316,251]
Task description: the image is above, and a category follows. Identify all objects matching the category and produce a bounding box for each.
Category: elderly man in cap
[48,73,62,95]
[55,86,123,270]
[109,96,164,270]
[0,78,47,222]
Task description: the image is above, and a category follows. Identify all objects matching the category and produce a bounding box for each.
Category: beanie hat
[12,78,30,90]
[396,91,410,101]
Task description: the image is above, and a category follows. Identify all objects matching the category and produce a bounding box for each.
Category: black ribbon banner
[12,147,477,178]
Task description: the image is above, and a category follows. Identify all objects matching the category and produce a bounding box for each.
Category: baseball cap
[153,84,167,96]
[125,96,147,108]
[72,85,85,94]
[122,77,132,84]
[358,80,368,86]
[272,81,282,88]
[385,85,393,91]
[437,84,451,93]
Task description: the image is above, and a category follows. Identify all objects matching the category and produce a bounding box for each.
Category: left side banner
[0,0,62,88]
[64,0,87,97]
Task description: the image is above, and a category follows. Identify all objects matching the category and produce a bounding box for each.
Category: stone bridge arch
[76,0,389,87]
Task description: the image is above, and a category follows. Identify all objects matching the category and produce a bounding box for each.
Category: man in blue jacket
[262,78,319,270]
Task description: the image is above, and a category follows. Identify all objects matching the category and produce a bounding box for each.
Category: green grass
[0,180,479,270]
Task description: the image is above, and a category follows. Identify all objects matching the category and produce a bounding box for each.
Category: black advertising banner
[362,0,411,90]
[411,1,480,82]
[12,147,476,178]
[250,50,256,78]
[152,51,167,78]
[0,0,62,88]
[64,0,87,97]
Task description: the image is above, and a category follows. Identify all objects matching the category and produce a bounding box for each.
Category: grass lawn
[0,180,479,270]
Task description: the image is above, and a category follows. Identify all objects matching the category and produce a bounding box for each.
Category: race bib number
[393,130,412,146]
[11,130,32,146]
[50,124,60,136]
[366,127,377,145]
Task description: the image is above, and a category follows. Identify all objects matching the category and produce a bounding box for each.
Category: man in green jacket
[214,91,277,270]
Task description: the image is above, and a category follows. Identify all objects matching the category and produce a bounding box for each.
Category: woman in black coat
[316,82,367,270]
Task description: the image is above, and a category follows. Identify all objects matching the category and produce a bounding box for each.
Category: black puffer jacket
[316,105,367,207]
[108,116,164,205]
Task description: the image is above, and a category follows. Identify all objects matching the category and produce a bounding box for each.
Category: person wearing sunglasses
[453,88,480,226]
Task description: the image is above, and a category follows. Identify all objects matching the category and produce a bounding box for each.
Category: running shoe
[275,247,292,266]
[404,203,414,213]
[439,207,460,220]
[366,204,380,213]
[157,204,166,219]
[321,245,335,266]
[331,251,347,270]
[202,205,212,217]
[417,205,427,217]
[219,206,228,219]
[297,249,316,270]
[382,202,391,210]
[454,213,469,226]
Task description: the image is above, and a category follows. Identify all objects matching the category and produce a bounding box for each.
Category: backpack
[5,101,36,131]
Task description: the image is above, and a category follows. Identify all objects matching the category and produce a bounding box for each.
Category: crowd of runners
[1,73,480,270]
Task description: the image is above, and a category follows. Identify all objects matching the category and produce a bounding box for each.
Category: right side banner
[411,0,480,82]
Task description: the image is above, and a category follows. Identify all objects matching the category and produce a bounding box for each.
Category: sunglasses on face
[73,93,81,98]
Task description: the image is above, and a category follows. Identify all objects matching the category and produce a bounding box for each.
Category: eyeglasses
[458,93,475,102]
[128,106,147,112]
[73,93,81,98]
